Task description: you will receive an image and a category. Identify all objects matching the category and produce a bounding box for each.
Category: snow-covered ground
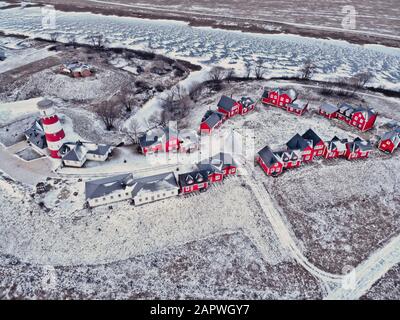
[0,6,399,91]
[0,97,41,125]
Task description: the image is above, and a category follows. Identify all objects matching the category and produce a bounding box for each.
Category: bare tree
[94,101,121,131]
[300,60,317,80]
[349,71,373,95]
[209,66,226,81]
[188,81,204,102]
[124,118,142,144]
[147,113,163,129]
[118,83,136,112]
[88,34,106,49]
[226,68,236,82]
[49,32,60,42]
[67,34,77,47]
[254,60,266,80]
[244,61,252,79]
[159,85,192,127]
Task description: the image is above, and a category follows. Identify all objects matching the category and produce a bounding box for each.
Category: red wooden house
[345,138,373,160]
[257,146,284,176]
[286,100,308,116]
[378,129,400,153]
[196,161,224,183]
[139,127,180,155]
[302,129,325,157]
[286,133,314,162]
[261,88,298,108]
[238,97,256,115]
[274,150,302,169]
[217,95,241,119]
[323,136,348,159]
[319,103,339,119]
[178,170,209,194]
[200,110,225,134]
[338,103,377,132]
[210,152,237,175]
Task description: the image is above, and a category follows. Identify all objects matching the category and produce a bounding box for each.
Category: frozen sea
[0,5,399,90]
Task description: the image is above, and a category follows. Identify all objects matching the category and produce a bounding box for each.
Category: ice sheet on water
[0,6,399,90]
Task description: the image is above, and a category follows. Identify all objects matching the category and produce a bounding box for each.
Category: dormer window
[195,173,204,182]
[185,175,194,185]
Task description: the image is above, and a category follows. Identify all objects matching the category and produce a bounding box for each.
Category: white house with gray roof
[85,173,134,207]
[60,141,113,167]
[131,172,179,206]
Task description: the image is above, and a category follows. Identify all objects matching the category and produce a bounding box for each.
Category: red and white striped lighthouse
[37,99,66,159]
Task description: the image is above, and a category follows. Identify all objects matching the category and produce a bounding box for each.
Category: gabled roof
[24,120,47,149]
[239,96,255,107]
[302,129,323,147]
[286,134,311,151]
[353,105,377,120]
[178,170,209,188]
[87,144,112,156]
[209,152,236,168]
[287,100,308,111]
[139,127,178,148]
[320,103,338,114]
[201,110,224,129]
[258,146,280,167]
[263,88,298,101]
[326,136,348,152]
[381,130,400,147]
[217,95,236,112]
[131,172,179,197]
[347,138,373,153]
[85,173,134,200]
[274,150,300,163]
[275,88,298,100]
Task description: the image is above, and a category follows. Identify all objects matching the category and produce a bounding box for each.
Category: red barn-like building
[261,88,298,108]
[378,129,400,153]
[257,146,284,176]
[238,97,256,115]
[217,95,241,119]
[286,100,308,116]
[199,110,224,134]
[286,133,315,162]
[345,138,373,160]
[178,170,209,194]
[319,102,377,132]
[323,136,348,159]
[139,127,179,155]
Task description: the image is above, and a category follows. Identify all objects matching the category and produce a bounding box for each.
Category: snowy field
[0,6,400,91]
[0,232,323,299]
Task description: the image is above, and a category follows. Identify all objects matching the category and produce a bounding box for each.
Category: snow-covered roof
[287,99,308,110]
[178,170,209,187]
[85,173,134,200]
[131,172,179,197]
[24,120,47,149]
[239,96,255,107]
[217,95,236,112]
[36,99,54,110]
[348,138,373,153]
[201,110,224,128]
[381,130,400,147]
[286,133,311,151]
[258,146,280,167]
[320,103,338,114]
[302,129,323,147]
[62,141,112,162]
